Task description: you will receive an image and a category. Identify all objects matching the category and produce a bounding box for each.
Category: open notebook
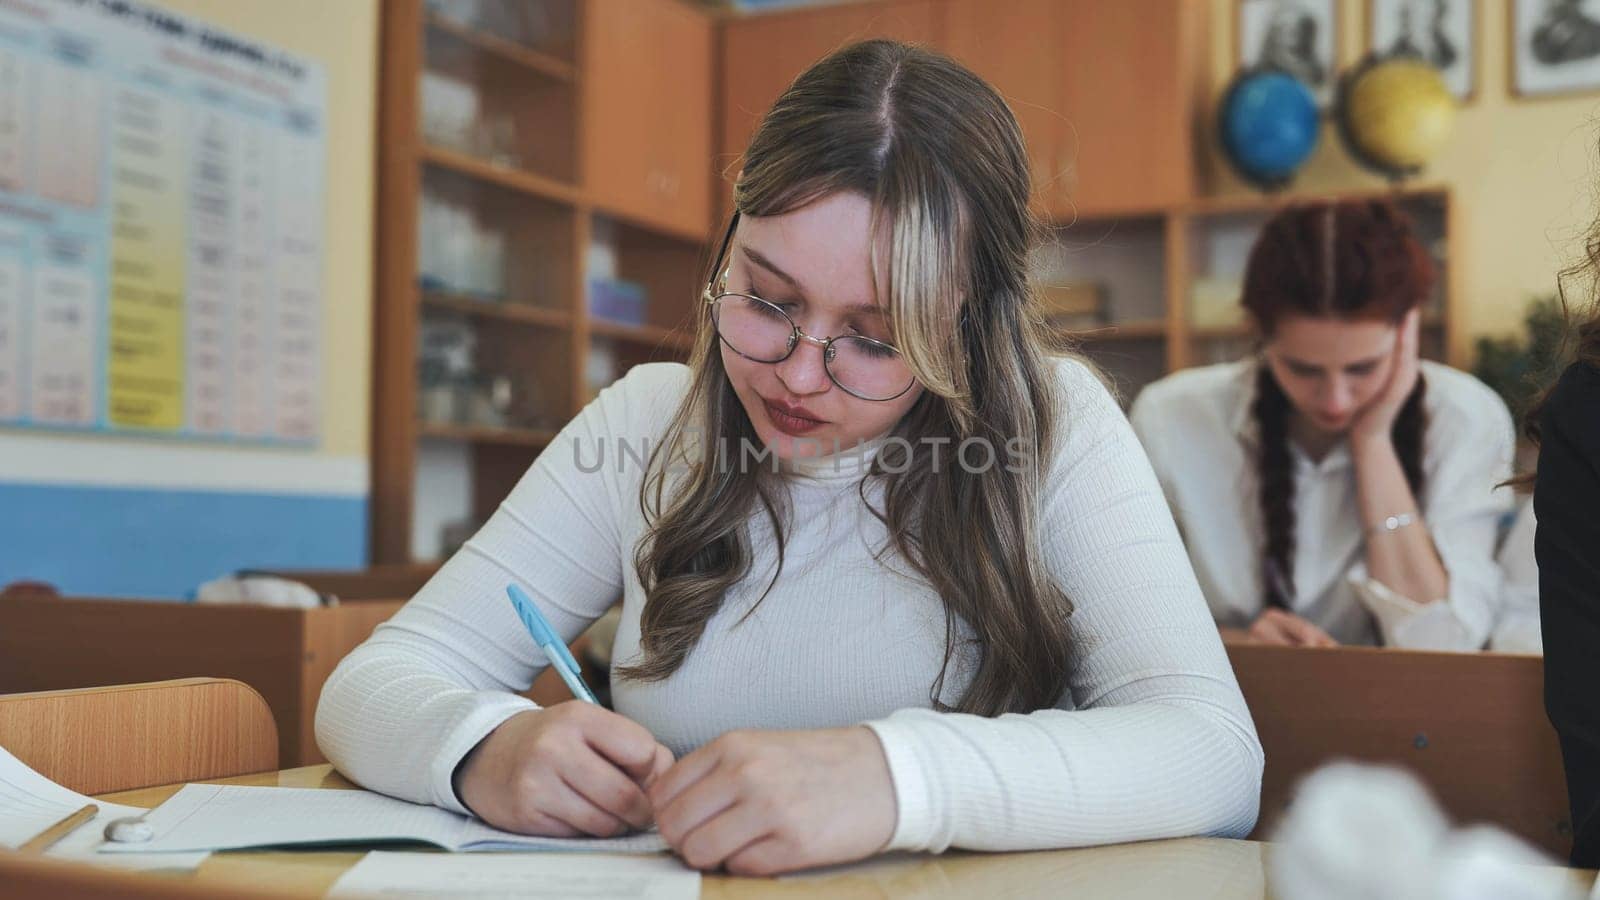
[96,783,669,855]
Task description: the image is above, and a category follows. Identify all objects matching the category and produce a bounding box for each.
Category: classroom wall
[1203,0,1600,365]
[0,0,378,598]
[9,1,1577,593]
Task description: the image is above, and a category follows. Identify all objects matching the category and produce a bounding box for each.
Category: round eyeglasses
[702,211,915,403]
[706,291,915,402]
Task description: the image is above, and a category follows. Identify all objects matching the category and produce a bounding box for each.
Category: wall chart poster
[0,0,325,443]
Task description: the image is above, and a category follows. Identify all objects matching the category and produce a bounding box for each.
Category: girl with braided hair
[1131,199,1514,648]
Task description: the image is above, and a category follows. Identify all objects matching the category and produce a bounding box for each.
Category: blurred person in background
[1132,200,1513,649]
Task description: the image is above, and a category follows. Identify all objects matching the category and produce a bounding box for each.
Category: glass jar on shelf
[419,70,478,154]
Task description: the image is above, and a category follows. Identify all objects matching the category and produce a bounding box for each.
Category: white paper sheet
[0,743,209,870]
[96,783,670,855]
[328,851,700,899]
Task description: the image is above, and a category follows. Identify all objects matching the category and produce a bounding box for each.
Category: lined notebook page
[0,747,114,849]
[0,744,208,869]
[99,784,668,854]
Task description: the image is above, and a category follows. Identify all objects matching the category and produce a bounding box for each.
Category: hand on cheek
[1351,309,1421,445]
[648,726,897,876]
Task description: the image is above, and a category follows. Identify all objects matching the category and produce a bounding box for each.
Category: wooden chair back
[0,677,278,795]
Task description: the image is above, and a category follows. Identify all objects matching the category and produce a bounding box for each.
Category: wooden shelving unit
[420,291,572,329]
[373,0,710,564]
[714,0,1462,406]
[372,0,1462,562]
[423,11,579,83]
[587,319,695,352]
[419,143,584,206]
[1043,185,1457,404]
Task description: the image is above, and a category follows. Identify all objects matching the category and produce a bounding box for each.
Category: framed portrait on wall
[1368,0,1476,100]
[1237,0,1340,109]
[1512,0,1600,97]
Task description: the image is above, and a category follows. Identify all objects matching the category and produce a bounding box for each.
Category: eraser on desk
[104,817,154,843]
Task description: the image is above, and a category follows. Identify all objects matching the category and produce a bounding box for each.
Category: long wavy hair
[615,39,1074,716]
[1241,200,1435,610]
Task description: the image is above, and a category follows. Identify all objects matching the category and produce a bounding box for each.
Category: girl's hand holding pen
[454,703,675,838]
[462,584,670,838]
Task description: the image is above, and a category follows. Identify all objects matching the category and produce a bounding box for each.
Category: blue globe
[1219,70,1320,189]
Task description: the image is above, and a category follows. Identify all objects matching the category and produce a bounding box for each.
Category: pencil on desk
[20,803,98,854]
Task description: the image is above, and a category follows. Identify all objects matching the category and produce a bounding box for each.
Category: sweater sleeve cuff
[428,692,540,816]
[863,714,941,852]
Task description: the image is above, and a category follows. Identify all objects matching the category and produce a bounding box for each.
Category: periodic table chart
[0,0,326,444]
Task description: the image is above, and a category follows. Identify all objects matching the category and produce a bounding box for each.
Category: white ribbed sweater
[315,359,1263,852]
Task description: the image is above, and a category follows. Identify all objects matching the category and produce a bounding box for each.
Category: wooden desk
[72,765,1600,897]
[96,765,1267,898]
[21,762,1574,896]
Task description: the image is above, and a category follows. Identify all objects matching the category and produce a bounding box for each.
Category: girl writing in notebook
[1129,200,1513,650]
[317,40,1262,875]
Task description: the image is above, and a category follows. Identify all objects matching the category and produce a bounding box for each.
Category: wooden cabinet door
[717,0,938,211]
[585,0,713,238]
[649,0,713,238]
[1056,0,1200,215]
[941,0,1063,218]
[584,0,654,219]
[713,0,1199,220]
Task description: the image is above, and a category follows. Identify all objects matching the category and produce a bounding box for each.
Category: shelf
[592,202,717,246]
[1175,184,1449,219]
[1060,319,1168,342]
[421,291,571,329]
[1040,185,1453,225]
[417,421,559,447]
[421,144,582,207]
[424,12,577,83]
[1055,203,1171,225]
[1191,323,1252,341]
[588,319,697,352]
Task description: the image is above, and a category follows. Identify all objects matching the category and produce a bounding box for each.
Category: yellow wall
[158,0,378,458]
[1205,0,1600,363]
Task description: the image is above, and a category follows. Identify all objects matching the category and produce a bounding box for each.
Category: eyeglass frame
[702,210,915,402]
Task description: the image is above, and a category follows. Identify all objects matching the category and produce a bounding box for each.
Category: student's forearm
[1352,434,1449,604]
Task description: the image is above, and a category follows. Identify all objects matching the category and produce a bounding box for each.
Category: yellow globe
[1342,57,1455,175]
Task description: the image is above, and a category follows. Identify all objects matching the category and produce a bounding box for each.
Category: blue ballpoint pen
[505,584,599,704]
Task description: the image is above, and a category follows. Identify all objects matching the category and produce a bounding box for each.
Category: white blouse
[1491,498,1542,654]
[1129,359,1516,650]
[316,358,1263,853]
